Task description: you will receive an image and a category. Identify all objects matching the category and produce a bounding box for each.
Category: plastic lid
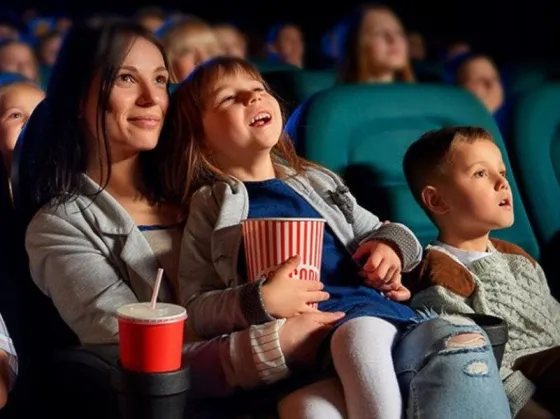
[116,302,187,324]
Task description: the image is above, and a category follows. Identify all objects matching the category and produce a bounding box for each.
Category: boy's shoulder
[408,238,537,297]
[410,246,476,297]
[488,238,537,267]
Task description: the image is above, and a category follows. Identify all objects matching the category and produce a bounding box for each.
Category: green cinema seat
[250,58,300,73]
[264,69,335,115]
[286,83,540,258]
[511,84,560,290]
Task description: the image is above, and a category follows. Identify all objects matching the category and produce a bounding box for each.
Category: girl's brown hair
[156,56,312,216]
[337,3,414,84]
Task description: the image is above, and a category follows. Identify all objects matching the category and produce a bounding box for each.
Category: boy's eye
[474,170,487,178]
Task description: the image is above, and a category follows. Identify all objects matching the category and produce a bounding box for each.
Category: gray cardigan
[25,175,280,396]
[180,165,423,339]
[26,176,175,344]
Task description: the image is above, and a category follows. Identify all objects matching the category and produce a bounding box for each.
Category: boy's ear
[421,185,449,215]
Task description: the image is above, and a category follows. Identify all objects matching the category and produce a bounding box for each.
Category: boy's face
[427,139,514,237]
[0,84,45,155]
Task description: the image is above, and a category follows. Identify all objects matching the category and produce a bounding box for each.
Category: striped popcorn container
[241,218,326,285]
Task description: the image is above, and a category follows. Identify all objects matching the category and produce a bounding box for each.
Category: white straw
[150,268,164,309]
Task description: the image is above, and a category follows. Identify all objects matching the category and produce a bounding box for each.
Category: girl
[164,56,511,419]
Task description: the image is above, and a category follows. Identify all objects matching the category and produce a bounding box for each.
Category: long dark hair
[27,20,171,210]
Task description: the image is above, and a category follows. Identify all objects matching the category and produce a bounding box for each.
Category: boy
[402,126,560,418]
[0,313,16,409]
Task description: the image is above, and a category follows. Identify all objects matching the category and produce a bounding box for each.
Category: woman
[337,3,415,84]
[23,21,342,412]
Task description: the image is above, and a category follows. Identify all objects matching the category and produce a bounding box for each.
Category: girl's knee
[278,378,346,419]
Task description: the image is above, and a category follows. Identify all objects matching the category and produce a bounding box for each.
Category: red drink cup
[116,302,187,373]
[241,218,325,304]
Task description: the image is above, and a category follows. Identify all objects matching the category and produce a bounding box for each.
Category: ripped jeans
[395,314,512,419]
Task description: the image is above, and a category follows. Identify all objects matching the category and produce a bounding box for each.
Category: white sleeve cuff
[249,318,290,384]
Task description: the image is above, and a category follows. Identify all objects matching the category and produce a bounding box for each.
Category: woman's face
[360,9,408,76]
[83,36,170,162]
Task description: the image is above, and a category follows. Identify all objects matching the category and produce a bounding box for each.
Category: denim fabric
[394,314,512,419]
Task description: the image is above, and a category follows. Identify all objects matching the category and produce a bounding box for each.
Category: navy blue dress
[243,179,418,327]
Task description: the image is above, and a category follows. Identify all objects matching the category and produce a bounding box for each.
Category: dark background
[5,0,560,62]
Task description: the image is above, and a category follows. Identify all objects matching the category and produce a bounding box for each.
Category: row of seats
[258,62,560,117]
[285,83,560,296]
[2,75,558,417]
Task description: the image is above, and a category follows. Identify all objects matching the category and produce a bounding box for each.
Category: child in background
[213,23,247,59]
[0,40,39,83]
[0,80,44,176]
[403,126,560,418]
[158,16,223,83]
[164,57,511,419]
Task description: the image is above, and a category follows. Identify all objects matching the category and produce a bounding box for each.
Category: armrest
[47,345,121,419]
[461,313,508,367]
[52,344,191,419]
[52,344,120,390]
[56,344,120,367]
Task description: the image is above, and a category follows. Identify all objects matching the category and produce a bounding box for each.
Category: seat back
[511,84,560,290]
[501,63,555,99]
[286,84,540,257]
[512,84,560,245]
[264,69,335,115]
[250,58,300,73]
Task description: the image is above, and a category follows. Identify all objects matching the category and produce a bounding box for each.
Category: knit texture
[411,241,560,416]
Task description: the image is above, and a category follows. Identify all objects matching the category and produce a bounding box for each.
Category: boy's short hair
[403,126,494,212]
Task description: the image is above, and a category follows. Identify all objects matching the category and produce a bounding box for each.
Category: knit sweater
[410,238,560,416]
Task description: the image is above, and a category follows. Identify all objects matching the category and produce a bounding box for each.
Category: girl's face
[360,9,408,76]
[201,70,283,170]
